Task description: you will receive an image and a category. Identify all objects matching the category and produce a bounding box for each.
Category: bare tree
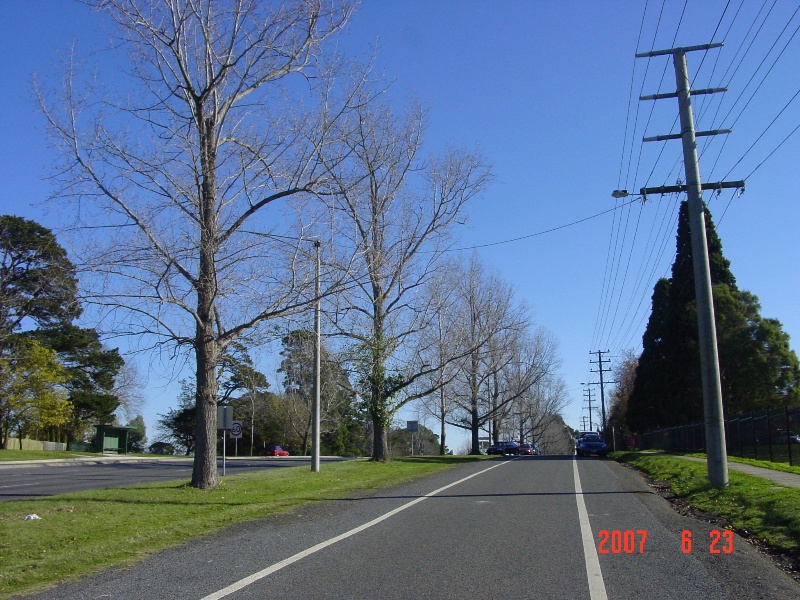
[445,256,527,453]
[322,90,491,461]
[414,265,467,455]
[441,256,565,454]
[113,359,145,423]
[38,0,362,488]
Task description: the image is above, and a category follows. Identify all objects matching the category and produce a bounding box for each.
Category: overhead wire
[595,0,688,356]
[706,3,800,181]
[599,0,745,360]
[591,0,665,352]
[435,197,642,254]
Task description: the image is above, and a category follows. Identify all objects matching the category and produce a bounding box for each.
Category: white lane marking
[573,458,608,600]
[201,461,510,600]
[0,483,40,489]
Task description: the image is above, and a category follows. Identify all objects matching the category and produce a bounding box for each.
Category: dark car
[519,443,539,456]
[260,445,289,457]
[486,441,520,456]
[576,434,607,457]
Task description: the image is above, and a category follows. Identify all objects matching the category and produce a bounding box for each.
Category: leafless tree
[113,359,145,423]
[37,0,363,488]
[444,256,526,453]
[413,264,468,455]
[322,89,491,461]
[443,256,565,454]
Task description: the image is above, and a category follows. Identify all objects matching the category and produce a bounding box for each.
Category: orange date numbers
[597,529,648,554]
[681,529,734,554]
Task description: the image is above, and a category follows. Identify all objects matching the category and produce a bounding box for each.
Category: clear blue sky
[2,1,798,448]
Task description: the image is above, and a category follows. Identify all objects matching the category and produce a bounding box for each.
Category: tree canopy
[627,201,799,433]
[0,214,78,337]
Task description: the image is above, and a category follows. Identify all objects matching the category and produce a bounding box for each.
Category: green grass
[681,452,800,476]
[614,452,800,558]
[0,456,483,598]
[0,450,103,461]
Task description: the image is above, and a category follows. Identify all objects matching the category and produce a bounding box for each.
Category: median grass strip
[0,456,482,597]
[614,452,800,559]
[0,450,104,462]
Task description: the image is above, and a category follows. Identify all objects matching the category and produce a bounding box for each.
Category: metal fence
[635,406,800,466]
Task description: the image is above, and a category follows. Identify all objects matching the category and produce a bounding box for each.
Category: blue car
[576,434,607,457]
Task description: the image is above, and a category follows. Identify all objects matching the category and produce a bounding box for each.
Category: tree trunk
[192,333,219,489]
[191,112,220,490]
[372,414,389,461]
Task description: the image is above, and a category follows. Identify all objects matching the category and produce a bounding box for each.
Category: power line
[436,197,641,254]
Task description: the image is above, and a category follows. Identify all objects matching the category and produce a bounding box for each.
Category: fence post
[737,417,743,458]
[767,408,773,463]
[786,405,793,467]
[751,414,758,460]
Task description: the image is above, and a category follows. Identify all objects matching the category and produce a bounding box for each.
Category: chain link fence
[635,406,800,466]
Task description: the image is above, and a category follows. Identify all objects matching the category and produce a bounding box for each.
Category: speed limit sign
[230,421,243,439]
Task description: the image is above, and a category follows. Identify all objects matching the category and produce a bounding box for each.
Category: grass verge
[0,456,483,597]
[0,450,105,462]
[680,452,800,476]
[614,452,800,559]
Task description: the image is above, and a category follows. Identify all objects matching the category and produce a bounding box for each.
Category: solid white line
[200,461,510,600]
[573,458,608,600]
[0,482,40,489]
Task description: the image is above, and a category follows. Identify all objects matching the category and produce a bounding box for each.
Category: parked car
[260,445,289,457]
[519,443,539,456]
[486,441,520,456]
[576,434,607,457]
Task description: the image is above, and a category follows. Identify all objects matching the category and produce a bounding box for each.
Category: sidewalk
[668,454,800,489]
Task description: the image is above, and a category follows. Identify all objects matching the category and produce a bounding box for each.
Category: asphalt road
[14,456,800,599]
[0,457,345,501]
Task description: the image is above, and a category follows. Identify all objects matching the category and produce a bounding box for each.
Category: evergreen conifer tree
[627,201,799,433]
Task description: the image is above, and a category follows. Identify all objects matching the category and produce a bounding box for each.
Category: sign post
[230,421,243,457]
[217,406,234,476]
[407,421,419,456]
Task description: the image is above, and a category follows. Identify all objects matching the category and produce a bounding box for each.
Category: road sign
[406,420,419,433]
[217,406,233,430]
[230,420,243,439]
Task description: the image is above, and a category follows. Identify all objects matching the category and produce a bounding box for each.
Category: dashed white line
[200,461,510,600]
[573,457,608,600]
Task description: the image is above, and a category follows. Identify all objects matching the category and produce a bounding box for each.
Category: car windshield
[583,435,603,442]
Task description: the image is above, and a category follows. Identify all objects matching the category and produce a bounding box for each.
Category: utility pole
[312,240,321,473]
[635,43,742,489]
[580,415,588,431]
[587,350,615,435]
[583,386,594,430]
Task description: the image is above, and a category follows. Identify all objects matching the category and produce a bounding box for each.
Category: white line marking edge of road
[200,460,511,600]
[573,457,608,600]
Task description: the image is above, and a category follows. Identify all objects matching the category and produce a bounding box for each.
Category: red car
[260,445,289,457]
[519,443,539,456]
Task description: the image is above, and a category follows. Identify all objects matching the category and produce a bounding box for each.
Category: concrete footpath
[668,454,800,488]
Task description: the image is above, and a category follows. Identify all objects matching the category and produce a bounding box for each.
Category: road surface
[20,456,800,599]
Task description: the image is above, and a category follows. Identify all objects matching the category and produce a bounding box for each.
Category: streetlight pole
[312,240,321,473]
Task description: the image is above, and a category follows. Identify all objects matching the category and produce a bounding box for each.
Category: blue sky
[2,1,799,449]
